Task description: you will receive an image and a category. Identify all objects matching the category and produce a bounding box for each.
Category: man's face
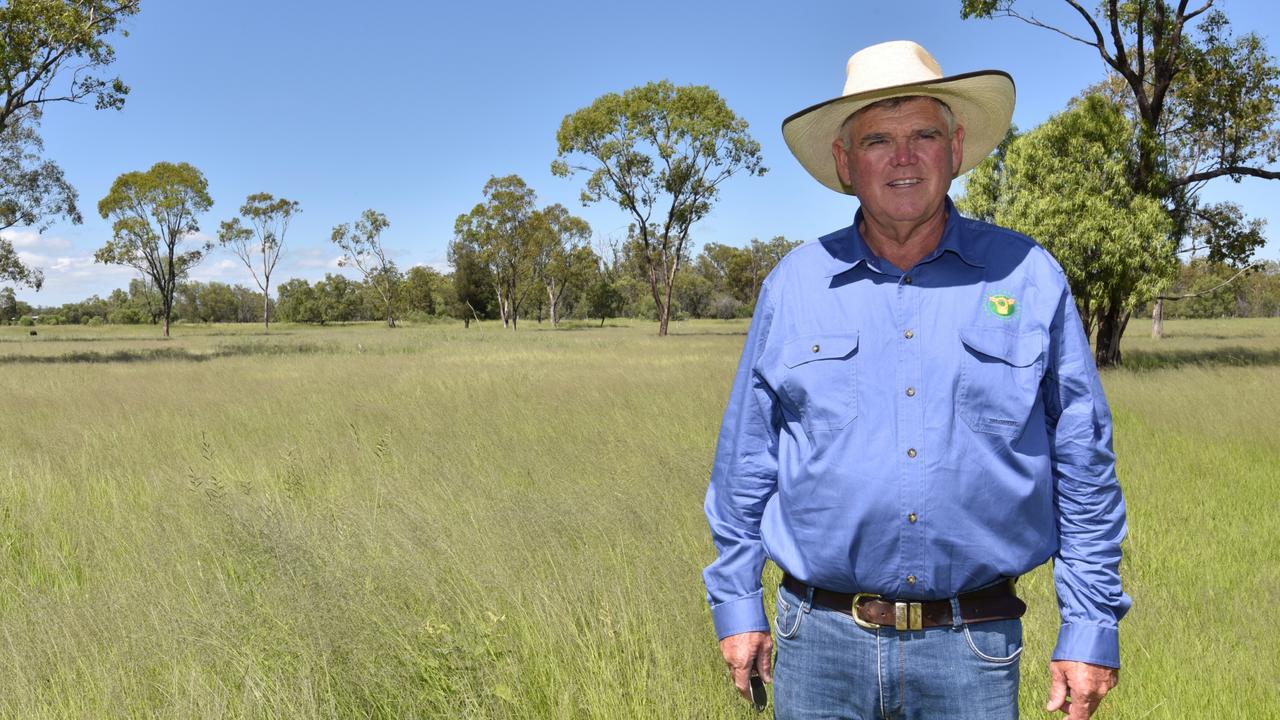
[831,97,964,230]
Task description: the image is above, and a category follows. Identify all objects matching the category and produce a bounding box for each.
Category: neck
[858,207,948,272]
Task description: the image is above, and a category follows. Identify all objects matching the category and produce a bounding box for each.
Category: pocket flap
[959,327,1044,368]
[782,332,859,368]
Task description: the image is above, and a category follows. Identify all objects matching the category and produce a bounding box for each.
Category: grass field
[1,317,1277,719]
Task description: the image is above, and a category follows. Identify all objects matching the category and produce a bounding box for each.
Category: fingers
[754,634,774,683]
[1048,660,1119,719]
[719,631,772,700]
[1045,661,1069,713]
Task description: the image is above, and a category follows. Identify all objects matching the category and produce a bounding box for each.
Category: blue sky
[10,0,1280,306]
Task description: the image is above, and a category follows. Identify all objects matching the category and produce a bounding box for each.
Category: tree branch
[1169,165,1280,187]
[1158,262,1258,300]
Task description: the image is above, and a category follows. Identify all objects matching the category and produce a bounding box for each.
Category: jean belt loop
[950,595,963,628]
[803,585,815,614]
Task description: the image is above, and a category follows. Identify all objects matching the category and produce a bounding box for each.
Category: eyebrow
[858,127,944,146]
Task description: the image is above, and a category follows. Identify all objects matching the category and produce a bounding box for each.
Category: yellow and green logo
[986,294,1018,319]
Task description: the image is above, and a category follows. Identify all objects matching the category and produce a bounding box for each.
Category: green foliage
[0,0,138,131]
[0,0,138,287]
[1160,259,1280,320]
[693,236,800,309]
[401,265,444,318]
[452,175,591,329]
[959,95,1176,349]
[94,161,214,336]
[536,205,595,325]
[452,175,543,330]
[0,108,80,238]
[584,267,625,327]
[446,239,495,326]
[173,281,265,324]
[220,192,300,329]
[962,1,1280,363]
[554,80,765,335]
[331,209,400,327]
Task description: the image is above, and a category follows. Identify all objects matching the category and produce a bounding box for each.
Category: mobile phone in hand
[749,670,767,712]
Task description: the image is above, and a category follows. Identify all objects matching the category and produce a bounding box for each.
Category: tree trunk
[1151,298,1164,339]
[263,282,271,332]
[658,268,679,337]
[548,285,559,326]
[1094,306,1128,368]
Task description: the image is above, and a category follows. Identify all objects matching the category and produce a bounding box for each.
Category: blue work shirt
[703,199,1131,668]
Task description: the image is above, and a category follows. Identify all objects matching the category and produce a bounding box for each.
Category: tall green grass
[1,318,1277,718]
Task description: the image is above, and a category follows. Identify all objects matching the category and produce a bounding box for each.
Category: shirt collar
[818,196,987,278]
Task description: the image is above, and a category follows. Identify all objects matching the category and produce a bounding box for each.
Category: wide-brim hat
[783,41,1015,195]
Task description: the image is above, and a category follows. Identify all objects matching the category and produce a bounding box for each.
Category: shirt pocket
[778,332,859,434]
[957,327,1046,437]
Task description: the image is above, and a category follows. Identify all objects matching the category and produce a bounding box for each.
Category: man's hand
[1046,660,1118,719]
[719,631,773,701]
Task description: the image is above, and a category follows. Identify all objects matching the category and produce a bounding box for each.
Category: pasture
[1,318,1277,718]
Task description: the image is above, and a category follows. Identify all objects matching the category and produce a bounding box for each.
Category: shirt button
[906,575,917,585]
[907,448,917,458]
[903,276,913,285]
[905,387,916,397]
[811,344,820,353]
[904,329,914,339]
[908,513,918,523]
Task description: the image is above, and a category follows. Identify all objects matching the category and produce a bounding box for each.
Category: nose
[892,139,916,166]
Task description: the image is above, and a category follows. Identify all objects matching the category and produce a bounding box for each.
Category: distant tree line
[1,235,809,327]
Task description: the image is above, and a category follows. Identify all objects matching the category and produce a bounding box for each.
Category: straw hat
[782,41,1015,194]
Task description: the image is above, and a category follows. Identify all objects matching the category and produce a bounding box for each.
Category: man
[703,41,1130,719]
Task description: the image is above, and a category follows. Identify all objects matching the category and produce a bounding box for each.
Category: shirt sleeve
[1042,285,1133,668]
[702,281,782,640]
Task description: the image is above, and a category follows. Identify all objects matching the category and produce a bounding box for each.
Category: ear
[950,124,966,176]
[832,137,854,188]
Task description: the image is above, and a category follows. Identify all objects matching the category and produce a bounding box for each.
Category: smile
[888,178,922,188]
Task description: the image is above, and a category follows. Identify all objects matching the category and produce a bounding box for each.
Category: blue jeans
[773,582,1022,720]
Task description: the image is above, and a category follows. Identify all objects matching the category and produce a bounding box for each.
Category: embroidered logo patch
[986,294,1018,319]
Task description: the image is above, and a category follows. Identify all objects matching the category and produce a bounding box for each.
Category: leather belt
[781,574,1026,631]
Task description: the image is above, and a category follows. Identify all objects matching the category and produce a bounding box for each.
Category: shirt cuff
[1052,623,1121,668]
[710,592,769,640]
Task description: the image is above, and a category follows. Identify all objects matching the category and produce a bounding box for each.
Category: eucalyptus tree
[553,80,766,336]
[959,95,1176,365]
[218,192,300,330]
[446,238,493,328]
[94,162,213,337]
[452,175,556,330]
[0,0,139,288]
[535,203,594,326]
[962,0,1280,358]
[331,209,400,327]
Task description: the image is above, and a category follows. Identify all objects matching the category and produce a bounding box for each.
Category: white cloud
[412,260,453,274]
[1,228,71,251]
[287,247,346,270]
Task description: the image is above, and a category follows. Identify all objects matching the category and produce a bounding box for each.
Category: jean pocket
[962,618,1024,664]
[775,587,805,639]
[957,327,1045,437]
[775,332,859,434]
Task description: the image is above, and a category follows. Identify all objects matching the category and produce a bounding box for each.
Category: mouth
[887,178,922,188]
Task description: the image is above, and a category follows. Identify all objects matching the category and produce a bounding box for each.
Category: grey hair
[837,96,957,149]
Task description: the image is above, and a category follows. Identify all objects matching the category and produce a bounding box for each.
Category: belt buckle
[894,601,924,631]
[851,592,881,630]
